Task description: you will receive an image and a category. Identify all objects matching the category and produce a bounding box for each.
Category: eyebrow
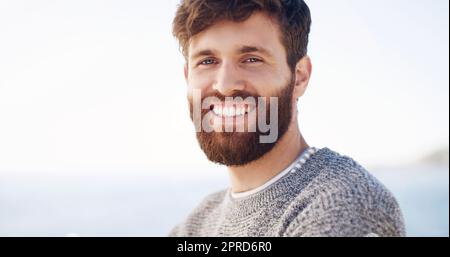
[238,45,273,57]
[190,49,216,61]
[190,45,274,61]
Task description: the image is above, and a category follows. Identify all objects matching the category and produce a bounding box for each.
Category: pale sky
[0,0,448,174]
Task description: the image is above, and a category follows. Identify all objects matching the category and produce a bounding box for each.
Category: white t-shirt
[231,147,318,199]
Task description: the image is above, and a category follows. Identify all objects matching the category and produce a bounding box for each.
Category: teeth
[230,107,236,116]
[212,106,219,116]
[213,105,249,117]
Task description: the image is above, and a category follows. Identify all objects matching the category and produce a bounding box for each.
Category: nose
[212,61,245,96]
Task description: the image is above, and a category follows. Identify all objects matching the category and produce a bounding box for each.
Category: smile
[210,104,255,118]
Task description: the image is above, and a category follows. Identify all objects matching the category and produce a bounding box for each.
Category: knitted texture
[169,148,406,237]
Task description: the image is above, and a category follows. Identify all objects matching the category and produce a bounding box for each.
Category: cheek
[242,69,288,95]
[186,72,213,101]
[187,71,213,90]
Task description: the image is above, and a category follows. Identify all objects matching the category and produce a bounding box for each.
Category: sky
[0,0,448,175]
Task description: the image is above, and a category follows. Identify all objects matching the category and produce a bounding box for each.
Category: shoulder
[284,148,406,236]
[307,148,395,201]
[168,189,227,236]
[193,188,228,213]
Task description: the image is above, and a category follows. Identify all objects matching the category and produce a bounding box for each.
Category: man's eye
[199,59,217,65]
[244,57,262,63]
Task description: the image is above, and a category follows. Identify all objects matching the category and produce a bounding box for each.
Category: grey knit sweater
[169,148,406,237]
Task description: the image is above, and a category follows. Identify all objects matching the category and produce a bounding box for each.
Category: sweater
[168,147,406,237]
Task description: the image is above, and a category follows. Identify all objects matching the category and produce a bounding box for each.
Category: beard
[188,76,295,167]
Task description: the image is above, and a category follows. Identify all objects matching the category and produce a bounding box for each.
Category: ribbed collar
[222,147,333,218]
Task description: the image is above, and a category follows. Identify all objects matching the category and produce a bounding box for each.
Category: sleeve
[283,170,406,237]
[166,189,228,237]
[167,223,183,237]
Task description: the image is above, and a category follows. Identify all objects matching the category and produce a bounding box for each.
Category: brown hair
[172,0,311,71]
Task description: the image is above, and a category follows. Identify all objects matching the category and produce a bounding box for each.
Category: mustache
[189,90,262,116]
[199,90,260,102]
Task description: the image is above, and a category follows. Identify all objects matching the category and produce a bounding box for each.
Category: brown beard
[188,76,295,167]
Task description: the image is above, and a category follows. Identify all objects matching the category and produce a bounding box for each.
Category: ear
[293,55,312,100]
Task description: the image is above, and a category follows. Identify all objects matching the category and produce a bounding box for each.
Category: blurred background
[0,0,448,236]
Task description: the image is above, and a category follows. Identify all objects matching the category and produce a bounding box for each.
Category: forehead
[188,12,286,58]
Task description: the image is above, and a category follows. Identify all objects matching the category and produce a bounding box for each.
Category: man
[169,0,405,237]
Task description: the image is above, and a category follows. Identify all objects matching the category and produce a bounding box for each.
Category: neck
[227,119,308,193]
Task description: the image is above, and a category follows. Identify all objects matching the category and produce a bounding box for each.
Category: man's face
[186,12,295,166]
